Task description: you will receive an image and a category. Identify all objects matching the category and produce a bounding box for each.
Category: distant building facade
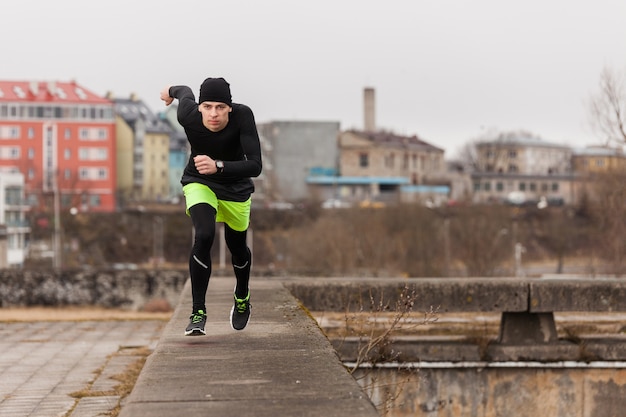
[308,130,447,205]
[471,132,576,205]
[0,172,30,267]
[159,104,189,202]
[572,145,626,174]
[257,120,340,202]
[113,95,172,204]
[571,145,626,202]
[0,80,116,212]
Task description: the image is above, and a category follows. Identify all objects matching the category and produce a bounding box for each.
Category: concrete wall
[0,269,188,310]
[258,120,340,200]
[355,366,626,417]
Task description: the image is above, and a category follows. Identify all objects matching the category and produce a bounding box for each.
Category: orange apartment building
[0,80,116,212]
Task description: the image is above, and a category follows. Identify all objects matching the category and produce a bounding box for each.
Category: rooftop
[348,129,444,152]
[0,80,110,104]
[476,131,569,149]
[114,97,172,134]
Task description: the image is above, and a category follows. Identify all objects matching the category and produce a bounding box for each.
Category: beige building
[339,130,445,182]
[113,95,172,204]
[571,145,626,202]
[306,87,449,206]
[572,145,626,174]
[311,130,448,204]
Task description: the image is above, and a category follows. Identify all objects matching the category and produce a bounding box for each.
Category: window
[79,167,108,180]
[551,183,559,192]
[28,148,35,159]
[61,194,73,207]
[89,194,101,207]
[8,147,20,159]
[496,182,504,191]
[519,182,526,191]
[0,126,20,139]
[473,182,481,191]
[65,128,71,139]
[79,147,107,160]
[28,127,35,138]
[529,183,537,191]
[64,149,71,160]
[5,186,22,205]
[484,181,491,191]
[79,128,107,141]
[508,150,517,158]
[359,153,369,168]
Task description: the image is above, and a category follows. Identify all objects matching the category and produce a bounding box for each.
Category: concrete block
[530,278,626,312]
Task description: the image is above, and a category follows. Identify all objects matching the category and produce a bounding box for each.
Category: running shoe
[185,310,207,336]
[230,291,251,331]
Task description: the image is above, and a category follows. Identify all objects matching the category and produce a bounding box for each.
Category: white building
[0,172,30,267]
[472,132,576,205]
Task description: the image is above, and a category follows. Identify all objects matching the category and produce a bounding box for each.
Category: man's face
[198,101,232,132]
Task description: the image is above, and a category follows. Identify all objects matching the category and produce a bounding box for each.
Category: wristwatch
[215,160,224,173]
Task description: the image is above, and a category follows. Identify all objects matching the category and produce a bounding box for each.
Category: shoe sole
[184,327,206,336]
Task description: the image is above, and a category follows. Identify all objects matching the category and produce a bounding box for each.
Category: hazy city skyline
[2,0,625,157]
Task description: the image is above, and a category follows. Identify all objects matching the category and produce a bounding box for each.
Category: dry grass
[0,306,172,322]
[67,346,152,417]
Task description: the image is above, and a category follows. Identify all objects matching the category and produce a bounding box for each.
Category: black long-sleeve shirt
[169,85,262,201]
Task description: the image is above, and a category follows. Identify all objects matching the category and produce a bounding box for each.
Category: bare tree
[456,129,542,174]
[589,66,626,146]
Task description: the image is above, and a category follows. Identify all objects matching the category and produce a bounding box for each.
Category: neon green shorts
[182,183,251,231]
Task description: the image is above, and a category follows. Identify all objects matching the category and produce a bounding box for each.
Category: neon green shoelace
[235,295,249,313]
[191,311,206,323]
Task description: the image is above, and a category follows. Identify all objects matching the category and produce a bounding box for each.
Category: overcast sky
[2,0,625,157]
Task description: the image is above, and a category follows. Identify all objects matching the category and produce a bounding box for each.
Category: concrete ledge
[0,269,187,309]
[530,278,626,312]
[285,277,529,313]
[118,277,379,417]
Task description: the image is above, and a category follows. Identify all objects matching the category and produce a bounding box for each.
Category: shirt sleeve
[225,105,263,178]
[168,86,198,126]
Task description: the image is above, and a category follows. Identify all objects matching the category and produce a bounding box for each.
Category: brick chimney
[363,87,375,132]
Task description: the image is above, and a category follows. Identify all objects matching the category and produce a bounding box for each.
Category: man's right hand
[160,86,174,106]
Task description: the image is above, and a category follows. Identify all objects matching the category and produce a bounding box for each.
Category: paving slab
[119,277,379,417]
[0,319,163,417]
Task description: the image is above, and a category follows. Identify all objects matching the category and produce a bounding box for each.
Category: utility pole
[153,216,164,267]
[53,179,62,269]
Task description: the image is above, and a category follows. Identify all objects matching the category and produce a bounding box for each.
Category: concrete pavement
[0,319,164,417]
[118,277,379,417]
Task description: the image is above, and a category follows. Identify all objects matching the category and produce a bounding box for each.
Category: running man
[160,77,262,335]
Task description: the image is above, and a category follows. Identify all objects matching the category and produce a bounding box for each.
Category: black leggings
[188,203,251,312]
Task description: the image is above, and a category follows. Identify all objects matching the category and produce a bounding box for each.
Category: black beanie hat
[198,77,232,106]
